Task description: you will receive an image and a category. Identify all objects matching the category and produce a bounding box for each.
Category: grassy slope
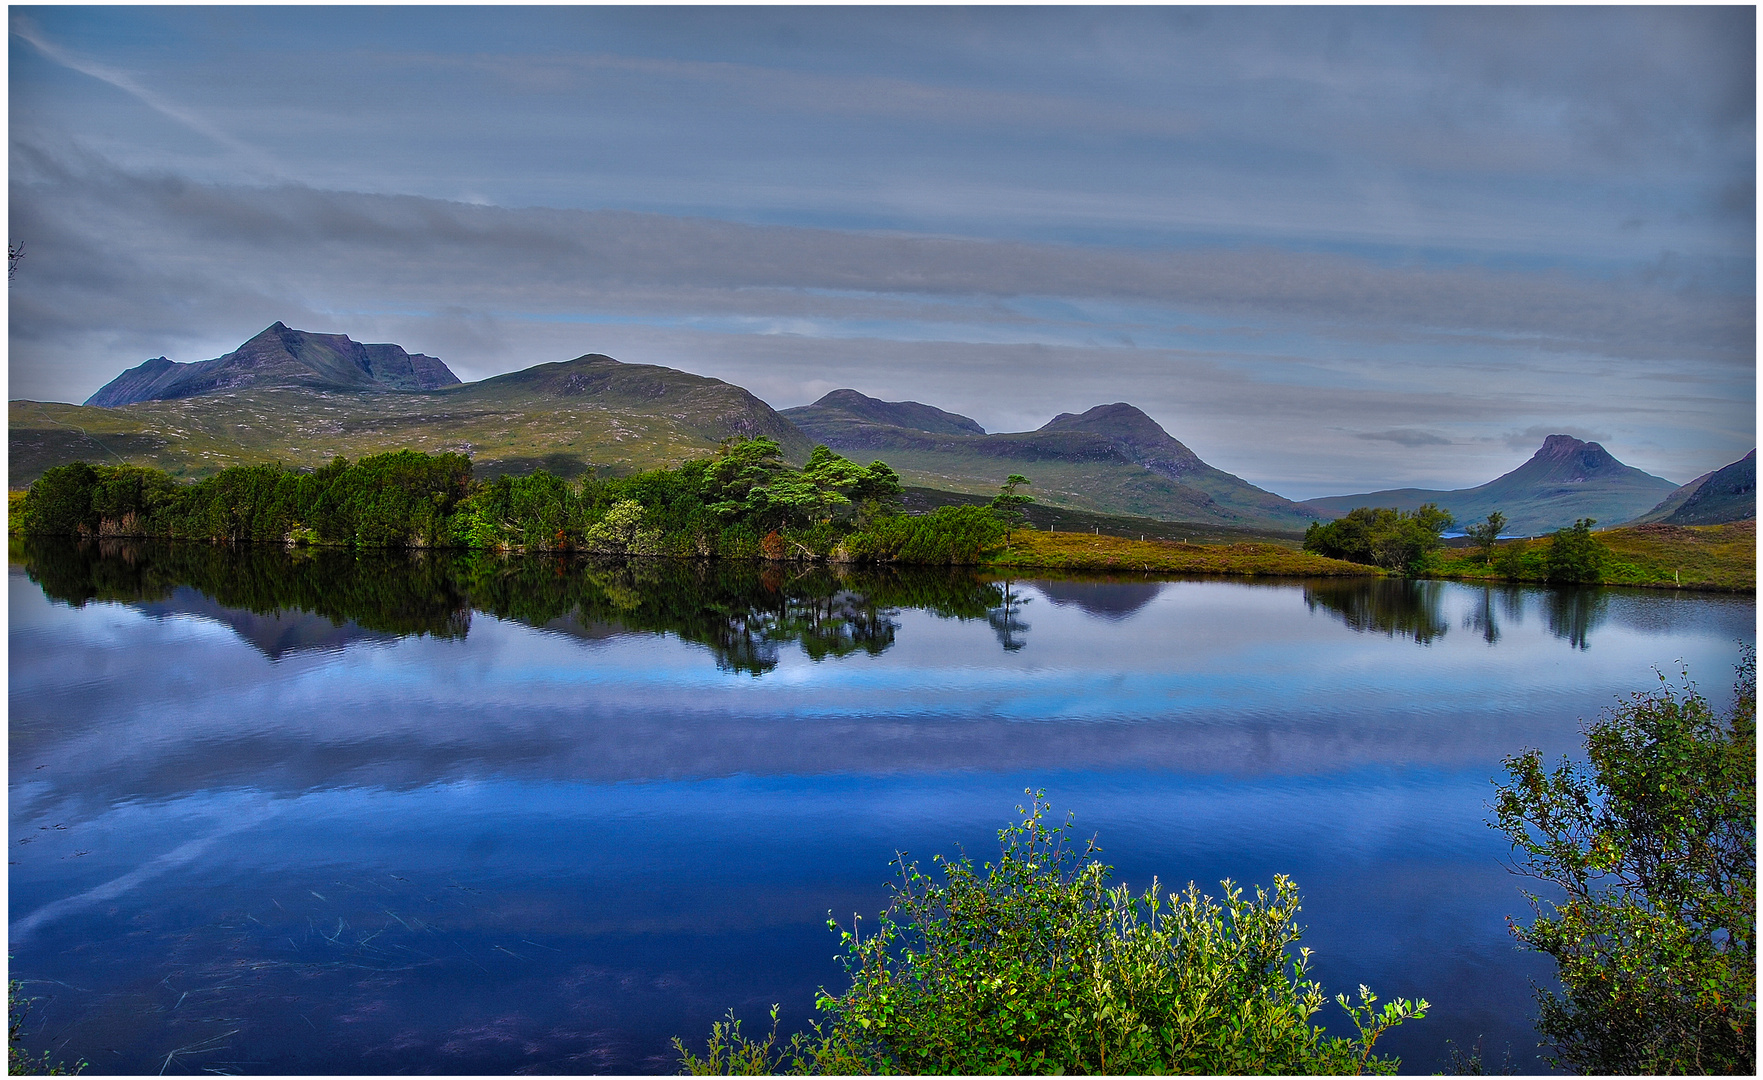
[983,529,1377,578]
[901,486,1307,547]
[10,358,813,487]
[1433,521,1755,593]
[857,447,1306,531]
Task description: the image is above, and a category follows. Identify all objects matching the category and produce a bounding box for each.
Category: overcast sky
[9,6,1755,498]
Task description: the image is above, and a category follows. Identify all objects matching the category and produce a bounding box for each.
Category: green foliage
[17,443,1005,565]
[988,474,1034,536]
[22,462,103,535]
[10,976,84,1075]
[1463,511,1507,565]
[841,505,1007,565]
[1303,504,1454,574]
[1543,518,1607,584]
[677,795,1426,1075]
[1492,652,1756,1073]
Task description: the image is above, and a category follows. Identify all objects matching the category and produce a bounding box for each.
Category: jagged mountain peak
[83,324,462,407]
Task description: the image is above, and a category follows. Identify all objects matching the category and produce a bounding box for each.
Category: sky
[8,5,1755,499]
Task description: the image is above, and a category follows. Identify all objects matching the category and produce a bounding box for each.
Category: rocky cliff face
[85,323,461,406]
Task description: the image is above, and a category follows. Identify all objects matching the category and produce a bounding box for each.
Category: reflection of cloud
[9,808,279,942]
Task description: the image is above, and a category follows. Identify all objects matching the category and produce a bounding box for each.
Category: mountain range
[13,323,1753,534]
[1301,434,1687,536]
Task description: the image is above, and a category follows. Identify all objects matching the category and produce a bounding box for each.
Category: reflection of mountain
[21,537,474,643]
[13,537,1000,672]
[1304,579,1449,645]
[1036,580,1161,621]
[135,587,409,660]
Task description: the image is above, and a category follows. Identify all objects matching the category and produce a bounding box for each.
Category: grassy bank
[982,528,1378,577]
[1432,520,1755,593]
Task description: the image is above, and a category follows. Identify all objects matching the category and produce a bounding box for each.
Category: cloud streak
[6,7,1753,497]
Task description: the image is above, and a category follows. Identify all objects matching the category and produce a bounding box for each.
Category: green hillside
[783,392,1318,531]
[1637,450,1755,526]
[11,353,812,488]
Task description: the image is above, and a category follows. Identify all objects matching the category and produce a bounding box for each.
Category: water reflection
[1461,585,1528,647]
[987,579,1032,651]
[10,538,1753,1076]
[13,537,1005,674]
[1038,580,1161,621]
[1307,577,1621,650]
[1304,579,1451,645]
[14,539,1737,671]
[1545,587,1609,651]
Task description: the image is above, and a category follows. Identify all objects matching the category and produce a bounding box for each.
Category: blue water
[9,550,1754,1074]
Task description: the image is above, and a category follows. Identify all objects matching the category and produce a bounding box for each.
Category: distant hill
[85,323,461,406]
[783,388,985,437]
[15,332,811,486]
[784,390,1318,531]
[1629,450,1755,526]
[1301,435,1680,536]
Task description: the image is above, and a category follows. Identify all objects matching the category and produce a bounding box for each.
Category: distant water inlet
[9,539,1754,1074]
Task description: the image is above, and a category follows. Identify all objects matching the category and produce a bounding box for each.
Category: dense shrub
[1494,652,1755,1073]
[19,442,1012,565]
[676,795,1427,1075]
[1303,504,1453,574]
[1542,518,1608,584]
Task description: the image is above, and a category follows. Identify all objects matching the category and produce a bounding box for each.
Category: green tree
[850,461,904,525]
[1492,652,1755,1073]
[21,462,102,535]
[1303,503,1453,575]
[1544,518,1606,584]
[678,794,1427,1075]
[1463,511,1507,565]
[988,474,1033,538]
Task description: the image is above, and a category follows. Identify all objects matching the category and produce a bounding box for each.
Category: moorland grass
[1433,520,1754,593]
[983,528,1378,578]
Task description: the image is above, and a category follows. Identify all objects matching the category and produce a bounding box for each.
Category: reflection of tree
[1544,586,1608,651]
[1460,584,1528,646]
[14,537,1006,675]
[1304,579,1448,645]
[987,579,1032,652]
[19,535,472,638]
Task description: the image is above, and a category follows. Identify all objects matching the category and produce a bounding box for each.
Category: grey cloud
[8,142,1751,495]
[13,145,1751,357]
[1501,426,1616,453]
[1355,430,1452,448]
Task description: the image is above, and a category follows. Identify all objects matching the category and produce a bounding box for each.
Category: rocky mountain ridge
[86,323,461,406]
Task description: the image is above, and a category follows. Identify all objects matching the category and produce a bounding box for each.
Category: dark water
[9,539,1755,1075]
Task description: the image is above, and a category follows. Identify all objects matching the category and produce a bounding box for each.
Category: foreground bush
[1494,651,1755,1073]
[676,795,1426,1075]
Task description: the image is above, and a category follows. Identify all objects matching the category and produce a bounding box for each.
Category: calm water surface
[9,540,1754,1074]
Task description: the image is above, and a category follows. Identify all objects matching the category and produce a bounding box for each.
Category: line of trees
[13,440,1018,566]
[1307,505,1614,585]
